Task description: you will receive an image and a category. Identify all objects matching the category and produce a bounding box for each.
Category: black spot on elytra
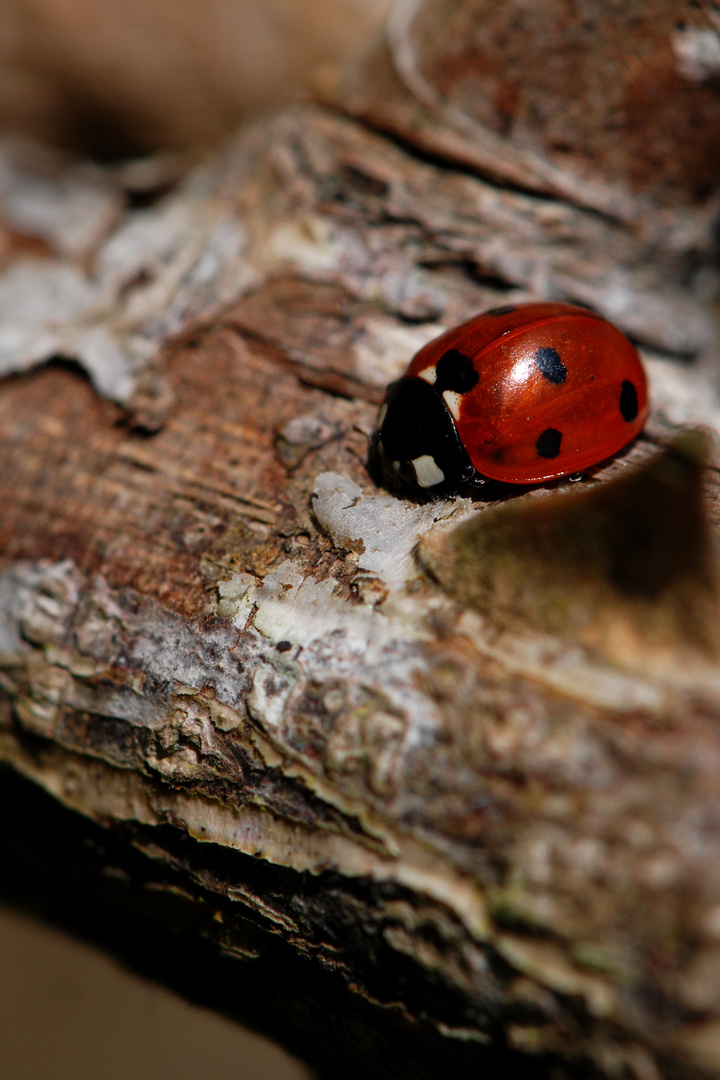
[535,346,567,384]
[536,427,563,459]
[486,305,517,316]
[620,380,638,422]
[435,349,479,394]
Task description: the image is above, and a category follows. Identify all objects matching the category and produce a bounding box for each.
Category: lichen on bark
[1,2,720,1077]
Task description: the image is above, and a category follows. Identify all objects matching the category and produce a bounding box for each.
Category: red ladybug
[374,302,648,490]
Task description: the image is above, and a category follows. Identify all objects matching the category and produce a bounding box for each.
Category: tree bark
[1,2,720,1077]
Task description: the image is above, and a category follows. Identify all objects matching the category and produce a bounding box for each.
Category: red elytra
[376,302,648,489]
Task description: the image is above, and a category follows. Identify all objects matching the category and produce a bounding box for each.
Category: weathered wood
[335,0,720,220]
[1,2,720,1076]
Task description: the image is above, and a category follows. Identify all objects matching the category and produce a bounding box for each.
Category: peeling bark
[2,2,720,1077]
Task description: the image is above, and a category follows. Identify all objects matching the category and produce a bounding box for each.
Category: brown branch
[1,2,720,1077]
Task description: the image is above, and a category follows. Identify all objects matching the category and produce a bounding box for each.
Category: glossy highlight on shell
[373,302,648,491]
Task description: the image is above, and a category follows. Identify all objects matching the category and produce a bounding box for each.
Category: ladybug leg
[568,472,585,483]
[457,463,483,487]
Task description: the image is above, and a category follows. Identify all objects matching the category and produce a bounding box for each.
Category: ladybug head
[372,377,474,492]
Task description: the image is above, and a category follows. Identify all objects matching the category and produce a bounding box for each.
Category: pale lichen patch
[262,214,340,275]
[0,137,122,257]
[352,316,443,387]
[311,471,472,589]
[672,26,720,83]
[216,572,256,618]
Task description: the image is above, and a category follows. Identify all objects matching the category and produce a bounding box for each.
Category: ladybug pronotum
[373,302,648,491]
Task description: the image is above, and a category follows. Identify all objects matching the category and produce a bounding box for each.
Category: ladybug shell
[401,302,648,485]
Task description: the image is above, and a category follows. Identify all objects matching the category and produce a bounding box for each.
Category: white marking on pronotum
[412,455,445,488]
[442,389,463,421]
[376,402,388,427]
[417,366,437,385]
[392,460,401,473]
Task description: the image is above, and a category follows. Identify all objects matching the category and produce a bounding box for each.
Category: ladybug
[373,302,648,490]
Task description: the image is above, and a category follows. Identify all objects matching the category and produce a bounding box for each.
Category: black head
[372,376,474,491]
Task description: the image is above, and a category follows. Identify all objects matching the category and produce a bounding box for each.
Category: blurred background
[0,904,311,1079]
[0,0,391,155]
[0,2,392,1076]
